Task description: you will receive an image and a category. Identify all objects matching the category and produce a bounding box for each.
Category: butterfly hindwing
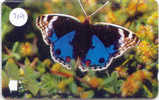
[52,31,76,64]
[82,35,117,70]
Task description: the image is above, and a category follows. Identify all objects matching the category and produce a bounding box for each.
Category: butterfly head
[78,0,109,22]
[83,16,90,24]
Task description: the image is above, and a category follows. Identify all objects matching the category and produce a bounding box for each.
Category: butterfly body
[36,14,139,71]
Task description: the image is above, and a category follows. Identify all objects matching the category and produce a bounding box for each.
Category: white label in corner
[9,8,28,27]
[9,80,18,92]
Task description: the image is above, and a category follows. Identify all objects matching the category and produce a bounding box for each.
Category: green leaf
[12,53,21,60]
[37,64,46,74]
[2,4,13,40]
[69,82,78,94]
[87,69,95,77]
[101,77,114,86]
[70,60,76,71]
[2,70,9,88]
[40,74,58,95]
[24,66,40,80]
[5,60,19,80]
[39,88,49,96]
[101,72,118,87]
[86,90,94,98]
[25,33,35,39]
[24,58,31,65]
[23,66,40,96]
[104,87,115,94]
[2,53,9,62]
[23,79,40,96]
[143,85,153,98]
[114,80,124,94]
[111,71,118,80]
[12,42,20,53]
[100,72,122,94]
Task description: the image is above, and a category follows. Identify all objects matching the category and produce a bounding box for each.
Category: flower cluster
[121,70,153,97]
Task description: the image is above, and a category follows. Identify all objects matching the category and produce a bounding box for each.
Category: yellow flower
[77,87,84,93]
[52,0,61,3]
[25,94,32,98]
[58,78,73,91]
[134,70,152,81]
[136,25,154,41]
[44,2,53,13]
[50,63,73,78]
[51,63,62,72]
[88,77,103,88]
[83,0,96,7]
[106,11,116,23]
[78,15,85,22]
[20,42,32,56]
[66,3,73,10]
[58,80,66,91]
[8,58,15,63]
[121,79,140,97]
[141,56,152,63]
[80,90,94,98]
[137,40,157,64]
[115,66,128,77]
[19,68,24,76]
[81,91,89,99]
[126,0,147,16]
[145,65,152,70]
[121,70,152,97]
[147,12,158,25]
[43,59,52,68]
[137,0,147,12]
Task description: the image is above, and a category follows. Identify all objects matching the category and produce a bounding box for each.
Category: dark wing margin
[93,23,139,58]
[36,14,80,45]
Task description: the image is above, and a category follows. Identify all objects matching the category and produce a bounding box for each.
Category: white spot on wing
[118,29,124,45]
[129,31,133,39]
[43,15,48,22]
[48,16,58,29]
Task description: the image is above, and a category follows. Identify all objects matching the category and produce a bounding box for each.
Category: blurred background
[2,0,158,99]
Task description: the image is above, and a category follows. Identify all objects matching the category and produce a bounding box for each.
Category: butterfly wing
[36,14,80,68]
[79,23,139,71]
[93,23,139,58]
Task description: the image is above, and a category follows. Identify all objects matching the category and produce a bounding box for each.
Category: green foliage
[68,82,78,95]
[100,72,123,94]
[5,60,20,80]
[22,67,41,96]
[2,70,9,88]
[2,4,13,40]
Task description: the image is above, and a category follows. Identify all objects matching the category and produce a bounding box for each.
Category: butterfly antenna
[89,1,110,17]
[78,0,88,17]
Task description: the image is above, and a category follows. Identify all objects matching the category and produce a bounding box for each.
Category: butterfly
[36,13,139,72]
